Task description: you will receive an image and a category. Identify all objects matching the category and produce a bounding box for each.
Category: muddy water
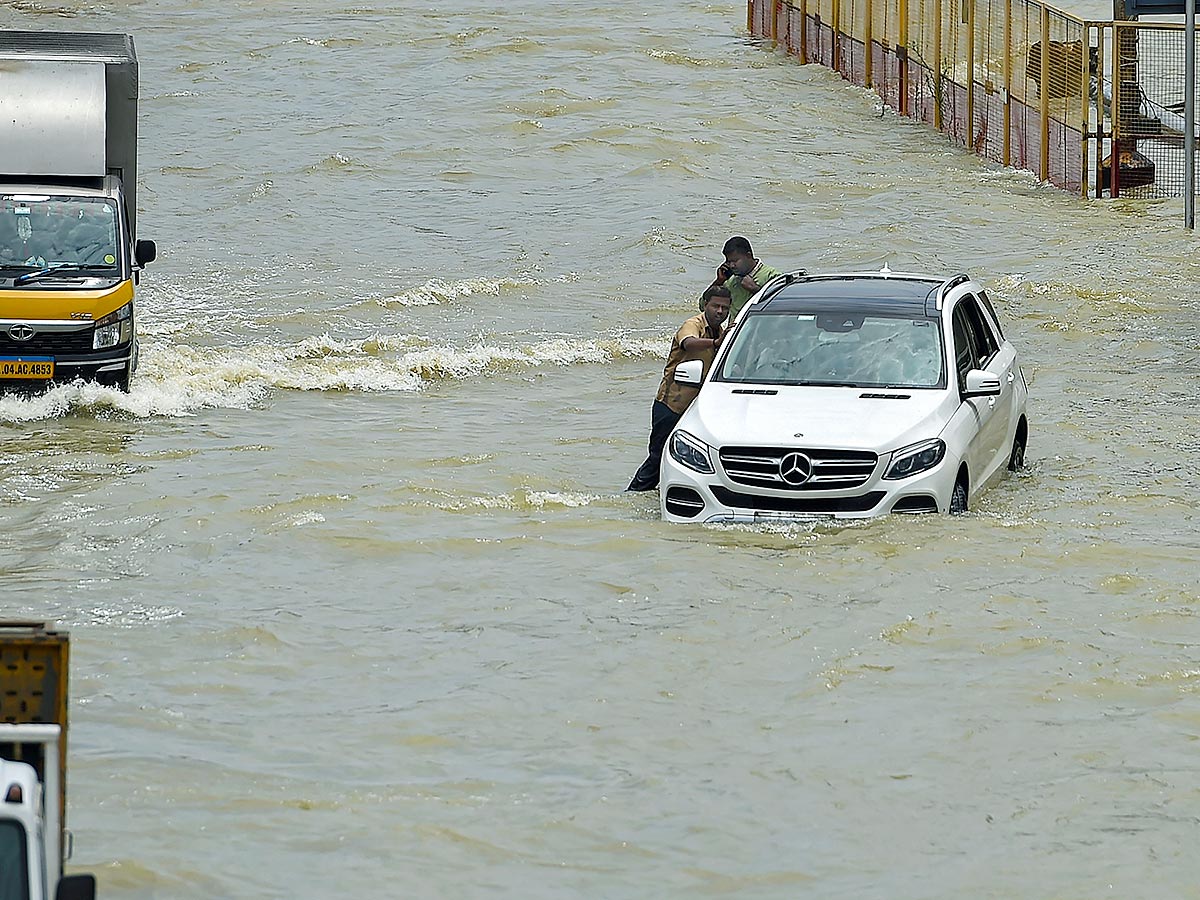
[0,0,1198,897]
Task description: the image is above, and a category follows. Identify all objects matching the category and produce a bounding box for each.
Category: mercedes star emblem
[778,451,813,486]
[7,323,35,342]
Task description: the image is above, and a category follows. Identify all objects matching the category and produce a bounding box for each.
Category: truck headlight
[93,303,133,350]
[883,439,946,480]
[669,430,715,475]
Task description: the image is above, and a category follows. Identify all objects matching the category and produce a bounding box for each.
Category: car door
[949,300,994,490]
[962,293,1015,485]
[975,289,1022,451]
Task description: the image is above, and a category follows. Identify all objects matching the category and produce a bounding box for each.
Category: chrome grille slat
[719,445,879,492]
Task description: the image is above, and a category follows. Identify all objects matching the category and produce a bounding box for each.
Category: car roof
[750,273,955,318]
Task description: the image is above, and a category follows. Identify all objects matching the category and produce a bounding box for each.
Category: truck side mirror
[55,874,96,900]
[134,240,157,266]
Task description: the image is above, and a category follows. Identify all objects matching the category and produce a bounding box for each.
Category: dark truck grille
[719,446,879,491]
[0,329,94,356]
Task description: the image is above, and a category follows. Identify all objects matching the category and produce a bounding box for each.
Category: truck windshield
[718,311,946,388]
[0,196,119,273]
[0,820,30,900]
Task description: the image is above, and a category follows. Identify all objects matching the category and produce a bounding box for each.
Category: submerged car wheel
[949,478,968,515]
[1007,427,1027,471]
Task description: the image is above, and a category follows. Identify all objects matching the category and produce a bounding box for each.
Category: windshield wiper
[13,264,109,286]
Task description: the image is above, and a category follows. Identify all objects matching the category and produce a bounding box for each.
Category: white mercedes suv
[660,269,1028,522]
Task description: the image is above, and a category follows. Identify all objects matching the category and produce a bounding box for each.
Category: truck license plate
[0,357,54,379]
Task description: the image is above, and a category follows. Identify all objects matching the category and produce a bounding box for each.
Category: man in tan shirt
[627,284,732,491]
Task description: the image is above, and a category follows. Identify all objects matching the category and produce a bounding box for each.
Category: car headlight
[93,303,133,350]
[883,438,946,480]
[669,430,715,475]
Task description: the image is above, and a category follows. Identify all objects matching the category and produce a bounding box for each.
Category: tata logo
[778,451,813,486]
[7,323,35,342]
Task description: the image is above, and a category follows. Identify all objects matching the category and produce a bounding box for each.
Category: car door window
[951,305,978,392]
[963,297,999,364]
[976,290,1005,340]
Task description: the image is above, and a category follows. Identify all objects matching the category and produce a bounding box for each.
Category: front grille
[0,329,95,356]
[711,487,885,514]
[719,446,878,491]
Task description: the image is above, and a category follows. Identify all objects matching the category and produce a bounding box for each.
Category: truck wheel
[99,363,131,393]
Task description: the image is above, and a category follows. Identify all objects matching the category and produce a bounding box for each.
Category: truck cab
[0,31,155,392]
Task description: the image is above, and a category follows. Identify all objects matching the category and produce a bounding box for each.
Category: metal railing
[749,0,1199,201]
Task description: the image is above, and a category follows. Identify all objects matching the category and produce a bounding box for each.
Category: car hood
[681,383,954,451]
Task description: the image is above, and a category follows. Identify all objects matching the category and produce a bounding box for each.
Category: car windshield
[717,311,946,388]
[0,195,120,272]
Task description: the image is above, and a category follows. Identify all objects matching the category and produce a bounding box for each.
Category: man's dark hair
[722,236,753,256]
[699,283,732,310]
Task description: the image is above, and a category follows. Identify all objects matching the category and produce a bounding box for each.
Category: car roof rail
[925,272,970,313]
[756,269,807,307]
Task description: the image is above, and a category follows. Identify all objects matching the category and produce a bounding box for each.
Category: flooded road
[1,0,1198,897]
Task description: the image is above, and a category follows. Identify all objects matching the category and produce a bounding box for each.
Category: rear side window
[962,297,999,362]
[976,290,1005,340]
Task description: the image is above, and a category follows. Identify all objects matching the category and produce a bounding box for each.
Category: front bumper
[659,447,959,522]
[0,341,136,390]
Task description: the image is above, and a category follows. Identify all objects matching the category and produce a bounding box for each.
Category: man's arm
[678,317,717,352]
[742,263,783,295]
[681,335,719,351]
[709,263,734,291]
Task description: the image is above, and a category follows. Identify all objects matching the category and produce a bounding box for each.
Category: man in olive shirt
[627,285,732,492]
[715,235,782,320]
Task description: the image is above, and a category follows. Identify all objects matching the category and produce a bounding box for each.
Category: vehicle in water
[660,269,1029,522]
[0,621,96,900]
[0,30,156,392]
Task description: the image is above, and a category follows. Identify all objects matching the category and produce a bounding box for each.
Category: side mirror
[55,874,96,900]
[962,368,1001,398]
[674,359,703,385]
[134,240,157,267]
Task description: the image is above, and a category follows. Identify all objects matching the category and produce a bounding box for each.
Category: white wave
[372,276,531,308]
[287,511,326,526]
[524,491,601,508]
[0,334,666,422]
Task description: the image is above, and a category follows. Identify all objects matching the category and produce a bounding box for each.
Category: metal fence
[1110,22,1200,198]
[748,0,1199,200]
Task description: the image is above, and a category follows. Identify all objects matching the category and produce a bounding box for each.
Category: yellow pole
[800,0,809,62]
[899,0,909,114]
[1094,26,1106,196]
[934,0,943,131]
[1003,0,1011,166]
[1039,4,1050,182]
[865,0,875,86]
[967,0,976,148]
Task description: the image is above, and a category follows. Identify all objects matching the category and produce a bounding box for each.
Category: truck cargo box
[0,31,140,234]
